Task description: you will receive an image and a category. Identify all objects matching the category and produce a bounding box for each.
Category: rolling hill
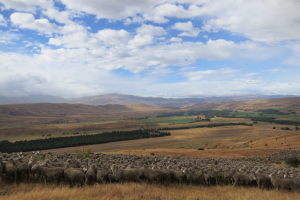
[0,103,171,127]
[0,93,295,107]
[184,97,300,113]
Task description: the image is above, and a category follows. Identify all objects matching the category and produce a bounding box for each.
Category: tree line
[156,122,253,131]
[0,129,170,153]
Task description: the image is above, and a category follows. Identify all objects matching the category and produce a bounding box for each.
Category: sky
[0,0,300,98]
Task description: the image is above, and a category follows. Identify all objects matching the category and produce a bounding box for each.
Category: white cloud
[172,21,200,37]
[284,42,300,66]
[0,0,53,12]
[10,12,59,34]
[170,37,182,42]
[1,0,300,97]
[0,31,20,44]
[136,24,166,36]
[201,0,300,42]
[184,68,237,81]
[128,34,153,49]
[0,14,7,26]
[4,0,298,43]
[61,0,165,20]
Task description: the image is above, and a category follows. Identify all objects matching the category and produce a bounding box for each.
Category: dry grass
[47,123,300,158]
[0,183,299,200]
[185,97,300,114]
[0,120,155,141]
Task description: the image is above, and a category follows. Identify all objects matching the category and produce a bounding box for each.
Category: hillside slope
[71,94,294,107]
[184,97,300,113]
[0,103,170,126]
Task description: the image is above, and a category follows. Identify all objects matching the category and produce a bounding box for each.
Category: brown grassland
[0,183,300,200]
[47,121,300,158]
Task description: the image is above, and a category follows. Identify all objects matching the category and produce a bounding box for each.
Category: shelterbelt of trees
[156,122,253,130]
[0,129,170,153]
[153,109,300,126]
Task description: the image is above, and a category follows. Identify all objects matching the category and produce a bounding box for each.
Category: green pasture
[141,115,197,124]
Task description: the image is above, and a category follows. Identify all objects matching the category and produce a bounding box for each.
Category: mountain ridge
[0,93,297,107]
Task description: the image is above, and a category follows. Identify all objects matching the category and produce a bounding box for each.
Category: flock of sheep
[0,151,300,191]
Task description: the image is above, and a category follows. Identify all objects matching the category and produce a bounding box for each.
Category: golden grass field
[0,119,155,141]
[0,183,299,200]
[46,120,300,158]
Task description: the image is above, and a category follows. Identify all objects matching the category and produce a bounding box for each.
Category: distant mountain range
[1,97,299,127]
[0,93,297,107]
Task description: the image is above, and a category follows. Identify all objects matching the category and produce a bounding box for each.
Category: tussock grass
[0,183,299,200]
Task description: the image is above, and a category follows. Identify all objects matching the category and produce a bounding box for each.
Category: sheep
[96,169,110,183]
[85,164,97,185]
[1,161,17,184]
[63,168,85,187]
[256,174,272,189]
[233,173,252,187]
[270,176,294,190]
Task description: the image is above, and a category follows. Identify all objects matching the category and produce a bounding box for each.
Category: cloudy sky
[0,0,300,98]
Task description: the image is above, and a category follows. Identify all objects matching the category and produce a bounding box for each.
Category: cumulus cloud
[136,24,166,36]
[0,14,7,26]
[0,0,299,97]
[183,68,237,81]
[172,21,200,37]
[0,0,53,12]
[60,0,164,20]
[0,31,20,44]
[10,12,59,34]
[201,0,300,42]
[170,37,182,42]
[284,42,300,66]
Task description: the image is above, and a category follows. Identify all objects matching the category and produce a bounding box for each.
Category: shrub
[285,157,300,167]
[80,149,93,158]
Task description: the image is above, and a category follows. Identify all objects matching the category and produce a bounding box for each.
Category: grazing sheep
[85,165,97,185]
[96,169,110,183]
[223,171,235,185]
[204,171,217,186]
[256,174,272,189]
[15,161,30,183]
[2,161,17,184]
[186,171,205,185]
[143,168,162,183]
[233,174,252,187]
[31,163,64,185]
[1,151,300,189]
[121,168,144,182]
[0,159,3,182]
[291,178,300,191]
[173,170,187,184]
[64,168,85,187]
[270,176,294,190]
[157,169,176,184]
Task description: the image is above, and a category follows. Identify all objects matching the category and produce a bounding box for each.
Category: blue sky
[0,0,300,97]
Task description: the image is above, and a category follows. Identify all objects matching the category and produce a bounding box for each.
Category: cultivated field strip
[0,151,300,190]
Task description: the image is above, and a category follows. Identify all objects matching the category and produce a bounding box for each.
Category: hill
[70,94,295,107]
[0,95,66,104]
[184,97,300,113]
[0,103,170,127]
[0,93,295,107]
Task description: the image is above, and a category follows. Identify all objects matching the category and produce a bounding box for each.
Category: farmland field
[141,115,197,124]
